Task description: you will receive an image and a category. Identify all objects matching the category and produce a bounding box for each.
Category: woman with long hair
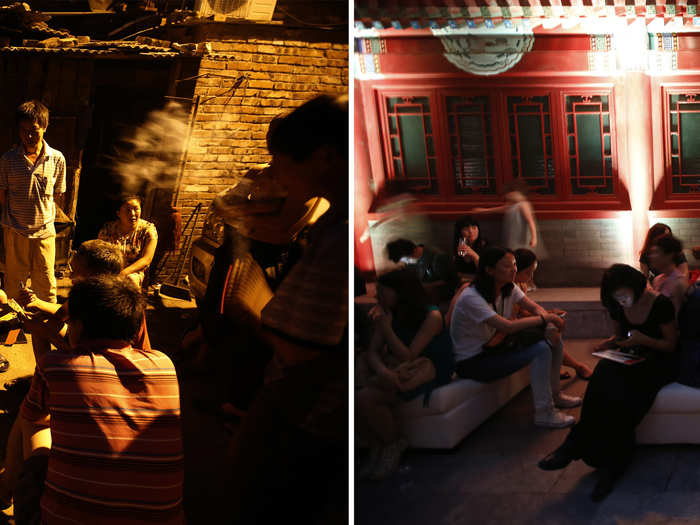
[648,234,688,316]
[539,264,679,502]
[639,222,688,281]
[356,269,452,480]
[449,247,580,428]
[513,248,593,380]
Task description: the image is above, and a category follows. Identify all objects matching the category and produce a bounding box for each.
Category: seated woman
[453,215,488,280]
[639,223,688,282]
[98,194,158,289]
[449,247,580,429]
[356,268,452,480]
[539,264,679,502]
[514,249,593,380]
[648,234,688,316]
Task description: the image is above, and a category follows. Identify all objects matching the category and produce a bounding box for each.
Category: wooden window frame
[652,81,700,211]
[367,78,630,219]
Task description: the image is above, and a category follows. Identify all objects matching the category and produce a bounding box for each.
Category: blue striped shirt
[0,141,66,238]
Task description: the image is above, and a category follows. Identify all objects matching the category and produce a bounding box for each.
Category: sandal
[559,369,572,380]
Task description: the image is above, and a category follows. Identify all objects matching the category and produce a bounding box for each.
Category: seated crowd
[356,218,700,500]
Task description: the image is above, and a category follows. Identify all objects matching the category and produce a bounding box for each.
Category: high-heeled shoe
[538,443,576,471]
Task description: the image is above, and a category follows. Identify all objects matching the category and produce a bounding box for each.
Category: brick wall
[368,215,700,287]
[162,35,348,283]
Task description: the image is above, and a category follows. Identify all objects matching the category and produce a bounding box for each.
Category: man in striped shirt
[0,100,66,304]
[18,275,184,524]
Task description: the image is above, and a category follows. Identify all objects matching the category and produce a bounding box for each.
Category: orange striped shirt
[21,340,184,524]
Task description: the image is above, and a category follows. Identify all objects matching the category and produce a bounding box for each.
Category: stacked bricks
[163,36,348,283]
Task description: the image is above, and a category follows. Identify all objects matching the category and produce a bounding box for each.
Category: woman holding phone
[538,264,679,502]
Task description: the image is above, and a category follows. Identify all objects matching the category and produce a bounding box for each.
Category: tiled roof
[355,0,700,30]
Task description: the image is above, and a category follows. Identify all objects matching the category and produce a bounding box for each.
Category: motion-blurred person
[227,94,348,524]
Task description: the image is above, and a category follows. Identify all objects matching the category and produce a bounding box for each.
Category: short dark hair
[74,240,124,276]
[68,275,144,342]
[453,215,486,253]
[600,264,648,320]
[514,248,537,273]
[118,194,142,207]
[651,233,683,257]
[386,238,417,263]
[16,100,49,129]
[267,94,348,162]
[473,246,515,304]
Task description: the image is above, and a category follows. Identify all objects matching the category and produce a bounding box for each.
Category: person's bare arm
[618,321,678,353]
[678,261,690,278]
[472,204,508,215]
[520,200,538,247]
[519,295,549,318]
[670,278,689,318]
[484,311,562,334]
[121,234,157,277]
[380,309,443,361]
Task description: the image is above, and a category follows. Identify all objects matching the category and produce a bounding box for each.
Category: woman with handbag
[356,269,453,480]
[538,264,679,502]
[450,247,580,429]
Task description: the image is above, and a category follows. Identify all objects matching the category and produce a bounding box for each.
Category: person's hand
[379,368,401,391]
[593,337,616,351]
[368,304,390,322]
[544,312,565,330]
[551,308,567,316]
[529,237,537,248]
[693,246,700,260]
[18,288,39,312]
[471,207,486,214]
[460,245,478,261]
[617,329,645,348]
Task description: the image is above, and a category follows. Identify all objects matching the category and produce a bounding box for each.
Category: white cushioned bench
[637,382,700,444]
[397,366,531,449]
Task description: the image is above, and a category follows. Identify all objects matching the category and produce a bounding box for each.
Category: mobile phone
[626,331,632,338]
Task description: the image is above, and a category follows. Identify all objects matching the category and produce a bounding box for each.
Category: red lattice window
[384,96,438,194]
[668,93,700,194]
[565,94,614,195]
[507,95,556,195]
[446,95,496,195]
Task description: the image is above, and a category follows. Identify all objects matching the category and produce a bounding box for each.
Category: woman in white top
[449,246,580,428]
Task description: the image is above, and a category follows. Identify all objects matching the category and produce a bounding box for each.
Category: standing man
[0,100,66,304]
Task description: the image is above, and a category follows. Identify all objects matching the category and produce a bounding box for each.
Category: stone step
[528,287,614,338]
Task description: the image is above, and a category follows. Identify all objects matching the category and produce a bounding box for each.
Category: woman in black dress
[538,264,679,501]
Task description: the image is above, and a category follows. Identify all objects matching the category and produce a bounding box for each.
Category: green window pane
[399,114,429,181]
[576,113,604,181]
[680,112,700,174]
[517,114,545,178]
[671,113,678,132]
[672,134,678,155]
